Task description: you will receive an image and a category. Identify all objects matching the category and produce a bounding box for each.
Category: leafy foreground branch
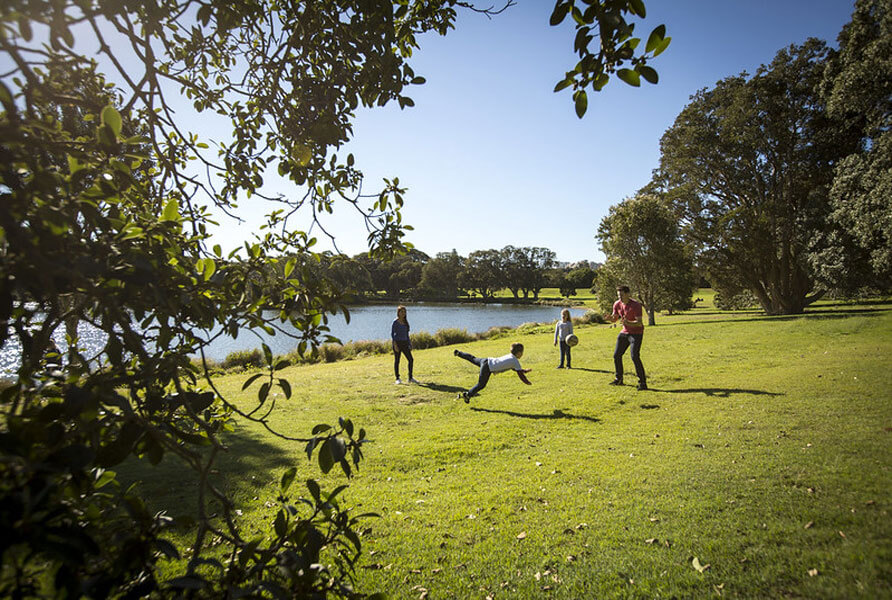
[0,0,665,597]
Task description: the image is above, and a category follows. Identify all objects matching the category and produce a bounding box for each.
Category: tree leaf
[280,466,297,493]
[101,105,123,137]
[161,199,179,222]
[638,65,659,84]
[692,557,710,572]
[645,24,666,53]
[629,0,647,17]
[241,373,263,390]
[278,378,292,399]
[574,90,588,118]
[618,69,641,87]
[652,36,671,57]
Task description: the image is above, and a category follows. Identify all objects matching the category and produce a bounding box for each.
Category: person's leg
[566,342,572,369]
[393,346,402,380]
[613,333,630,382]
[467,362,491,397]
[629,333,646,387]
[558,341,568,368]
[405,347,414,380]
[455,350,485,367]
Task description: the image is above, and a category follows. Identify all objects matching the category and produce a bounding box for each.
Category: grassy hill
[133,296,892,599]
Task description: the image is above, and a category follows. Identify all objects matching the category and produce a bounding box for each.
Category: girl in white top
[554,308,574,368]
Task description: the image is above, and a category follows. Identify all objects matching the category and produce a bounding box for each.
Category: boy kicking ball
[454,342,532,403]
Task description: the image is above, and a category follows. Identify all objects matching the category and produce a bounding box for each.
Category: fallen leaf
[432,568,442,574]
[542,585,553,591]
[838,531,846,539]
[575,522,588,530]
[566,555,577,562]
[649,517,660,522]
[692,557,711,573]
[804,521,814,529]
[808,568,819,577]
[517,531,527,540]
[645,538,658,544]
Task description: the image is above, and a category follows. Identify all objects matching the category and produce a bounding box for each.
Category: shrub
[221,348,264,370]
[319,344,346,363]
[409,331,437,350]
[575,311,606,325]
[434,328,475,346]
[350,339,391,357]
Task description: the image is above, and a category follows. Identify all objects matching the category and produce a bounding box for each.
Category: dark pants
[394,340,413,379]
[456,350,491,397]
[614,332,646,384]
[559,341,572,368]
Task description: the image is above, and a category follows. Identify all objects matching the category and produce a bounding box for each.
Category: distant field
[129,296,892,599]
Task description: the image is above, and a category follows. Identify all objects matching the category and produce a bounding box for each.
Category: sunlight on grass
[127,295,892,598]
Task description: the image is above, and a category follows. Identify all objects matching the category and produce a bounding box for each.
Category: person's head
[561,308,571,322]
[510,342,524,358]
[396,305,407,322]
[616,285,631,302]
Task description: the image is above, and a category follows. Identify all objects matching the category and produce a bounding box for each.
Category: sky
[236,0,855,265]
[3,1,859,264]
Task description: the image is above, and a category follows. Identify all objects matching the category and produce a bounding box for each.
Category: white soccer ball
[565,333,579,347]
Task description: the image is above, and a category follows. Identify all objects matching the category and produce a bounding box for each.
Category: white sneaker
[409,378,420,384]
[395,379,402,385]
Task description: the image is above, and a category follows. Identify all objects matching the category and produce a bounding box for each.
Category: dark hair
[510,342,524,356]
[396,305,409,327]
[616,285,630,294]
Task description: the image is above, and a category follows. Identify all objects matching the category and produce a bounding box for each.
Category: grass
[129,294,892,599]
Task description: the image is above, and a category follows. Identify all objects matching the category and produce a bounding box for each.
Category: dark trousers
[456,350,491,397]
[394,340,413,379]
[614,332,645,383]
[559,341,572,368]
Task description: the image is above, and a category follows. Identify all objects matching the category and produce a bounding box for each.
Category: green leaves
[161,199,179,222]
[618,69,641,87]
[574,90,588,118]
[646,25,671,56]
[101,105,123,137]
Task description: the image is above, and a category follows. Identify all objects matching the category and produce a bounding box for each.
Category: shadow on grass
[649,387,784,397]
[470,406,601,423]
[665,307,889,327]
[117,425,295,521]
[418,381,467,394]
[640,404,660,409]
[566,367,612,374]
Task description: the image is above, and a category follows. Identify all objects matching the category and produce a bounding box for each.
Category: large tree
[596,193,696,325]
[459,249,504,300]
[0,0,670,596]
[810,0,892,292]
[658,39,861,315]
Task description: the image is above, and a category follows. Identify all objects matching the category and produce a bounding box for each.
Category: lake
[0,303,588,373]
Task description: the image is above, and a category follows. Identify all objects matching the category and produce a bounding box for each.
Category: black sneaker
[637,382,648,391]
[557,365,564,369]
[453,349,459,356]
[609,379,623,386]
[462,392,470,404]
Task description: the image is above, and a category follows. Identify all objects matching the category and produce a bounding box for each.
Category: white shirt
[554,320,574,344]
[487,353,522,373]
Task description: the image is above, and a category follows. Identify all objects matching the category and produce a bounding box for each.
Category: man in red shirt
[604,285,648,390]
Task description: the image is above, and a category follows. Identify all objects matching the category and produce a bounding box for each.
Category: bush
[318,344,347,363]
[221,348,264,370]
[434,328,475,346]
[409,331,438,350]
[575,311,605,325]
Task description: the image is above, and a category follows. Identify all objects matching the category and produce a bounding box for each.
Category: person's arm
[515,369,532,385]
[622,304,643,327]
[554,323,559,345]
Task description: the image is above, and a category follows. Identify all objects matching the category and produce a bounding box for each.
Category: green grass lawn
[134,297,892,599]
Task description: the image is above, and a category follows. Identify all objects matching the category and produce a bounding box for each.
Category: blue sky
[280,0,855,264]
[2,1,858,264]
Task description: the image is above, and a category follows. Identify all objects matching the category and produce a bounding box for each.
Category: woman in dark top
[391,305,418,384]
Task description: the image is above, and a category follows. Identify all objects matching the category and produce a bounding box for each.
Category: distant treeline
[261,246,601,302]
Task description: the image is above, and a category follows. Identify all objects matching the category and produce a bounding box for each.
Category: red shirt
[612,299,644,334]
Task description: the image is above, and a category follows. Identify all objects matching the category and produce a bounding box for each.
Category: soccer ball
[565,334,579,347]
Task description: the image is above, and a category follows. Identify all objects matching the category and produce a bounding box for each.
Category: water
[0,303,587,373]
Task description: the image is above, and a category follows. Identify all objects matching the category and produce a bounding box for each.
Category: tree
[658,40,861,315]
[460,249,504,300]
[419,250,464,299]
[596,193,696,325]
[811,0,892,292]
[565,265,597,290]
[0,0,670,596]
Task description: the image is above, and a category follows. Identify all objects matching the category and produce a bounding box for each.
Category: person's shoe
[409,378,420,384]
[453,349,459,356]
[557,365,564,369]
[395,379,402,385]
[457,391,470,403]
[609,378,623,386]
[637,382,648,391]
